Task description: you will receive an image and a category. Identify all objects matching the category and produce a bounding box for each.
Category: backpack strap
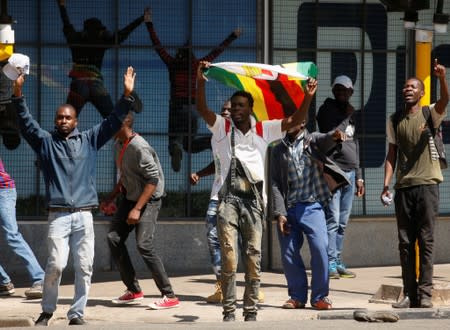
[421,106,435,136]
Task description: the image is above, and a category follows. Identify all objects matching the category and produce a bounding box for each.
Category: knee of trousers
[106,231,121,247]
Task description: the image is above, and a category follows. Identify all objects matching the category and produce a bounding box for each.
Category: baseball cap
[2,53,30,80]
[332,75,353,90]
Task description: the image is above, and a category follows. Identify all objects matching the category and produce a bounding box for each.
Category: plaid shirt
[0,158,15,189]
[283,134,331,209]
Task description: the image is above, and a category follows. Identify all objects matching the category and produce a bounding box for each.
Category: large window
[2,0,450,218]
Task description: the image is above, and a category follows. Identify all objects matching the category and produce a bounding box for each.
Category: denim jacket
[13,95,134,208]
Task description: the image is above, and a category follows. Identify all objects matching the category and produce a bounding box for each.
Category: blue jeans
[325,170,355,265]
[205,199,221,278]
[41,210,94,320]
[217,195,262,316]
[0,188,44,285]
[278,202,329,305]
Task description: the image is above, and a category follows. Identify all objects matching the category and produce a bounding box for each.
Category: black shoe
[392,296,416,308]
[223,312,235,322]
[35,312,53,326]
[420,299,433,308]
[69,317,85,325]
[244,312,257,321]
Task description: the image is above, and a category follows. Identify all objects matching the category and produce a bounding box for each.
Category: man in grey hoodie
[102,112,179,310]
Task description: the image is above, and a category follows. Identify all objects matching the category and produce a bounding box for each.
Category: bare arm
[190,161,215,185]
[433,59,449,115]
[196,61,217,127]
[381,143,397,205]
[281,78,317,131]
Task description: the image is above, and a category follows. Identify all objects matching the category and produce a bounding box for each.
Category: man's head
[403,77,424,106]
[175,41,194,61]
[220,100,231,118]
[54,104,78,137]
[332,75,353,104]
[287,120,306,139]
[83,18,106,34]
[114,112,134,141]
[229,91,254,125]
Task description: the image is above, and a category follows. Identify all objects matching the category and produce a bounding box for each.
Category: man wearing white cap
[316,75,365,279]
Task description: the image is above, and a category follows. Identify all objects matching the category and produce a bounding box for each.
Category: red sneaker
[148,295,180,310]
[112,290,144,304]
[282,298,305,309]
[312,296,332,310]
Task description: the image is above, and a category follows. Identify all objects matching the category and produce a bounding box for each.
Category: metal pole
[414,27,433,278]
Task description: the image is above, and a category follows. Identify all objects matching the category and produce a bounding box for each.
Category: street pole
[414,27,433,279]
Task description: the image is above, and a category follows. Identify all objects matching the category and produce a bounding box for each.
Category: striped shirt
[0,158,15,189]
[284,134,331,209]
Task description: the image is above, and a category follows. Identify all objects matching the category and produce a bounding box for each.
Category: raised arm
[12,74,49,152]
[95,66,136,148]
[116,13,144,44]
[433,59,449,115]
[201,28,241,62]
[56,0,76,38]
[196,61,217,127]
[281,78,317,132]
[144,8,174,65]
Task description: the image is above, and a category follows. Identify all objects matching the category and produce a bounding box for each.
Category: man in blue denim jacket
[12,66,136,326]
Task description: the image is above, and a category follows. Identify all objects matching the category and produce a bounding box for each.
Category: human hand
[100,200,117,216]
[123,66,136,96]
[234,28,242,37]
[127,208,141,225]
[190,173,200,185]
[380,187,393,207]
[433,58,446,78]
[13,74,25,97]
[355,180,365,197]
[277,215,290,236]
[304,78,318,98]
[332,129,346,142]
[144,7,152,22]
[197,61,210,82]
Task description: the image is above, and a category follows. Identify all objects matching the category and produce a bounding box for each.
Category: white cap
[2,53,30,80]
[332,75,353,90]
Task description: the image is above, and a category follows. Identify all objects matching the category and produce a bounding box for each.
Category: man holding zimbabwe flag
[196,60,317,322]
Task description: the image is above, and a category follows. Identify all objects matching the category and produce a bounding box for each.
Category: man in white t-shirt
[196,60,317,322]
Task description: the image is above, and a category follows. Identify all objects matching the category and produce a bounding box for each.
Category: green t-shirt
[394,109,443,189]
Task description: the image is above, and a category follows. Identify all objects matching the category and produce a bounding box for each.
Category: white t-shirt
[208,114,285,205]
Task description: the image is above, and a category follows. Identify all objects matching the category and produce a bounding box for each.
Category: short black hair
[231,90,254,108]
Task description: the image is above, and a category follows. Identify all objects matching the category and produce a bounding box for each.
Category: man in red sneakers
[101,112,179,310]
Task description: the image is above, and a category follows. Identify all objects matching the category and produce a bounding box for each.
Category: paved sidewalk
[1,264,450,327]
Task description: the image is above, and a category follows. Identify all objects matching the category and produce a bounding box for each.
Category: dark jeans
[107,198,174,297]
[168,102,211,154]
[394,184,439,302]
[67,78,114,118]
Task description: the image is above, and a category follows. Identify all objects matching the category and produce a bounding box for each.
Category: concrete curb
[0,317,34,327]
[317,308,450,320]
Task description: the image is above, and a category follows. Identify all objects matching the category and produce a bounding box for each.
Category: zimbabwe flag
[204,61,318,121]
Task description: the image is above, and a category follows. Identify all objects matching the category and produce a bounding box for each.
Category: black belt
[48,207,94,213]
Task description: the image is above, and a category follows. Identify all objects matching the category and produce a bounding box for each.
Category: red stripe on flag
[254,79,285,120]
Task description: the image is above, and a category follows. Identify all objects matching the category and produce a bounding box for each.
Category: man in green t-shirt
[381,59,449,309]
